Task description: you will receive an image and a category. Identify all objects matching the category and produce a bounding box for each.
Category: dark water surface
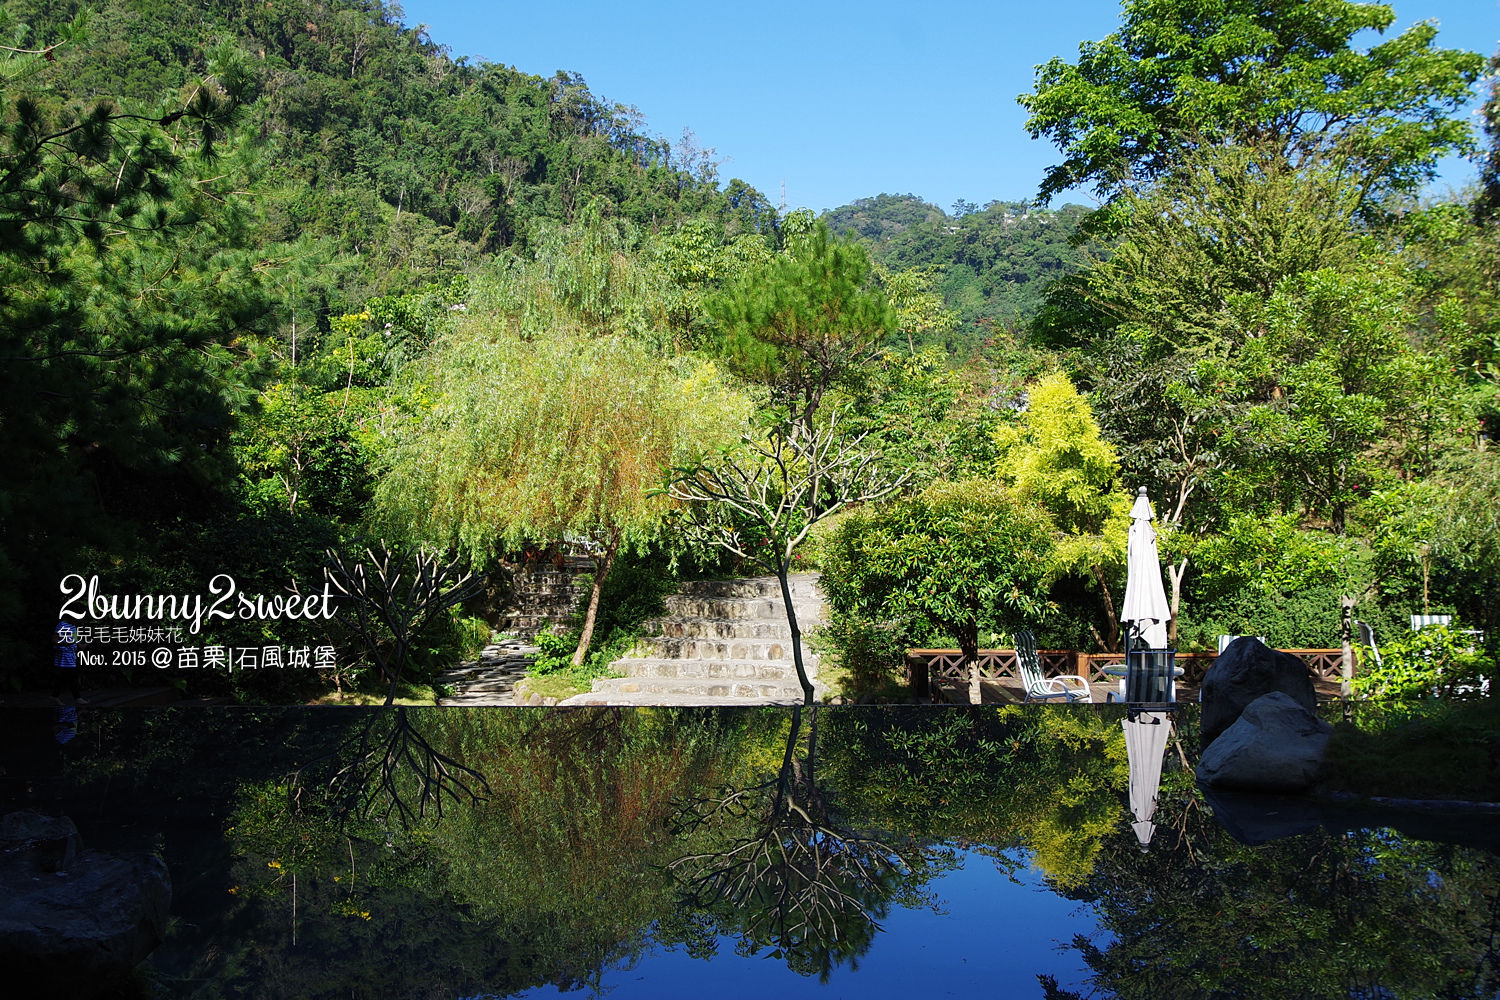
[2,705,1497,999]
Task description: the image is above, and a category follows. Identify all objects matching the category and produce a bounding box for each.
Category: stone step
[609,657,810,681]
[650,616,794,640]
[506,562,588,640]
[592,572,828,707]
[631,636,813,661]
[558,690,802,707]
[583,677,808,701]
[680,574,824,599]
[506,615,566,634]
[434,644,534,706]
[664,594,825,622]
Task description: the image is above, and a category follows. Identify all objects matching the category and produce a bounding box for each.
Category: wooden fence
[907,647,1348,701]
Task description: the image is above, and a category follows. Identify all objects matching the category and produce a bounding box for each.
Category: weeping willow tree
[378,325,747,666]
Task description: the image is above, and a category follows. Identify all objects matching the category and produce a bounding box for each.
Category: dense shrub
[807,614,910,698]
[1352,624,1495,700]
[819,479,1056,690]
[529,624,579,677]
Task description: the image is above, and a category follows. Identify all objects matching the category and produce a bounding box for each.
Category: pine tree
[0,22,262,659]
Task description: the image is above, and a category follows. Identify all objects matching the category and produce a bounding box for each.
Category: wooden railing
[906,647,1348,701]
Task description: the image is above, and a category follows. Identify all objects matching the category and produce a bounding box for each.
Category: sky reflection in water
[514,846,1100,1000]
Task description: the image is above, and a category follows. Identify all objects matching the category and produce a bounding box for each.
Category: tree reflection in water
[666,704,939,980]
[1044,784,1500,1000]
[18,705,1500,998]
[303,705,490,827]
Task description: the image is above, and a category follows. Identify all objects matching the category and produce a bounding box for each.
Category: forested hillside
[8,0,776,295]
[0,0,781,693]
[2,0,1497,710]
[824,194,1090,354]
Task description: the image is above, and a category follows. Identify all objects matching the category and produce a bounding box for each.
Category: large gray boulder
[1196,692,1332,793]
[0,811,171,997]
[1200,637,1317,746]
[0,810,81,872]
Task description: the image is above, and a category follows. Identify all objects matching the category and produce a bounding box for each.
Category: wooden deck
[907,648,1352,705]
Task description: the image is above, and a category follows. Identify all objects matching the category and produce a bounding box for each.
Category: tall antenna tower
[779,180,786,213]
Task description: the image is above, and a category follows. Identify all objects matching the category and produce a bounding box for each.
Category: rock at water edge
[1196,691,1332,793]
[1200,637,1317,746]
[0,810,171,997]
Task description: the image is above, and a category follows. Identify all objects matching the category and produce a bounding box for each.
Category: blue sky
[401,0,1499,214]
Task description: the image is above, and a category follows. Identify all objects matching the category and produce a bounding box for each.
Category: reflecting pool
[1,705,1496,999]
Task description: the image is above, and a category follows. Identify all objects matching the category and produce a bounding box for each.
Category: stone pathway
[434,638,537,706]
[559,574,826,707]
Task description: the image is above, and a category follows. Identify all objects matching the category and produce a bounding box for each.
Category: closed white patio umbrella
[1118,487,1175,847]
[1121,487,1171,649]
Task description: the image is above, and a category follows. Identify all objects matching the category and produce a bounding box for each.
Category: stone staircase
[503,557,592,637]
[559,573,827,706]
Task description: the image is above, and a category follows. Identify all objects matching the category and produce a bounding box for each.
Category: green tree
[1208,262,1470,533]
[820,478,1056,671]
[838,346,998,485]
[1477,45,1500,222]
[0,20,264,661]
[1396,203,1500,442]
[646,217,773,339]
[708,221,894,428]
[1019,0,1484,202]
[1352,623,1493,700]
[1425,450,1500,640]
[377,331,746,667]
[877,264,958,355]
[996,373,1131,650]
[517,212,681,347]
[237,380,372,520]
[1074,145,1368,351]
[1066,148,1468,639]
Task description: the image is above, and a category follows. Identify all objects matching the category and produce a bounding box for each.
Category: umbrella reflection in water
[1119,487,1176,849]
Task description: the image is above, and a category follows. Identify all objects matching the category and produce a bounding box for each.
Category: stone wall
[499,556,593,637]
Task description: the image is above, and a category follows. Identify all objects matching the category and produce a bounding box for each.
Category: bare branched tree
[289,543,491,828]
[321,541,482,706]
[665,412,909,704]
